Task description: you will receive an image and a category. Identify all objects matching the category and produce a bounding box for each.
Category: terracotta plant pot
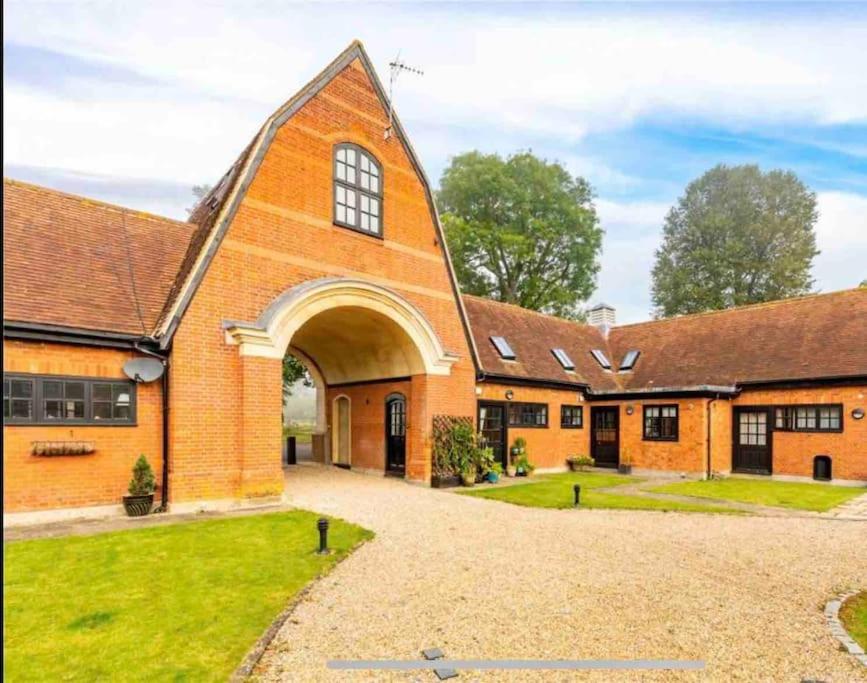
[461,472,476,487]
[123,494,154,517]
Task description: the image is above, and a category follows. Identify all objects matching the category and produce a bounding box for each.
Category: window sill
[332,220,384,240]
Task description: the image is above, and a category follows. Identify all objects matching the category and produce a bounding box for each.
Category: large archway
[224,278,458,491]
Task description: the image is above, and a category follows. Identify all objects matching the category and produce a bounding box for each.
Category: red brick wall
[168,56,475,501]
[479,382,867,481]
[3,340,163,512]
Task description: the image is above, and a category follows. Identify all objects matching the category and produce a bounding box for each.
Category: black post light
[317,517,330,554]
[573,484,581,507]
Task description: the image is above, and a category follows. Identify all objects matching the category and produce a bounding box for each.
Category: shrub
[128,455,156,496]
[568,455,595,471]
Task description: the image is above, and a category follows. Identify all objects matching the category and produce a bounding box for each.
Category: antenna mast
[385,50,423,140]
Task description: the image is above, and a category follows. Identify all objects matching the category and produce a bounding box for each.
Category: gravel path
[256,464,867,681]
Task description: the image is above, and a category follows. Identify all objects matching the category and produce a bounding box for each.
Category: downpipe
[134,340,170,513]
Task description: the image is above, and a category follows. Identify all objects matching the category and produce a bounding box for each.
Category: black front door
[385,395,406,475]
[733,408,772,474]
[591,406,619,468]
[478,402,507,468]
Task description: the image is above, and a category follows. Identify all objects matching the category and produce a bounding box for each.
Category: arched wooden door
[385,393,406,475]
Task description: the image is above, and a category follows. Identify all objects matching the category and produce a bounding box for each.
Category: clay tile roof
[462,295,621,390]
[3,178,196,336]
[609,288,867,389]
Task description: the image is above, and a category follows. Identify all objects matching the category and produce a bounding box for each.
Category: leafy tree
[860,279,867,288]
[438,151,602,319]
[283,355,312,403]
[187,184,212,215]
[651,164,819,317]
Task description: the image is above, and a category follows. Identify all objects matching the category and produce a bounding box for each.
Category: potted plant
[618,452,632,475]
[567,455,594,472]
[510,437,527,461]
[514,454,535,477]
[485,460,503,483]
[123,455,156,517]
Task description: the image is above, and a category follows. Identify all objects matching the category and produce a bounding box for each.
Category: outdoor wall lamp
[505,390,514,401]
[852,408,865,420]
[625,405,635,415]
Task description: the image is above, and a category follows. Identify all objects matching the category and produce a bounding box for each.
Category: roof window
[619,350,640,372]
[551,348,575,370]
[490,336,516,360]
[590,349,611,370]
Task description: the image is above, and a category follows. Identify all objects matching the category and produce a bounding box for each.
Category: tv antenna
[385,50,423,140]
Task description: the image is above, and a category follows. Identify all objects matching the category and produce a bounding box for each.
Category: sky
[4,1,867,324]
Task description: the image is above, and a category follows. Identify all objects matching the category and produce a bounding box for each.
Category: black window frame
[560,405,583,429]
[774,404,843,433]
[551,348,575,371]
[508,402,548,428]
[590,349,611,370]
[4,376,35,422]
[643,404,679,441]
[490,336,516,360]
[619,349,640,372]
[333,142,383,238]
[2,373,137,426]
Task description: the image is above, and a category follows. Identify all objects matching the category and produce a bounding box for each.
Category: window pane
[336,205,346,223]
[345,166,356,184]
[65,400,84,419]
[115,404,131,420]
[360,173,369,190]
[3,379,9,398]
[45,400,63,419]
[336,163,346,182]
[360,154,369,172]
[360,195,369,212]
[11,399,31,419]
[44,381,63,399]
[337,148,346,163]
[345,148,356,165]
[93,402,112,420]
[346,208,356,225]
[336,185,346,203]
[370,175,379,194]
[65,382,85,400]
[93,383,111,401]
[369,215,379,233]
[370,197,379,216]
[360,213,369,231]
[345,190,356,208]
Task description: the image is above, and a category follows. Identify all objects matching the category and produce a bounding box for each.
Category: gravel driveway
[256,464,867,681]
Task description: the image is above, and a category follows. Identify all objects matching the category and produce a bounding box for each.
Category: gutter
[706,394,720,480]
[133,340,171,513]
[476,371,589,393]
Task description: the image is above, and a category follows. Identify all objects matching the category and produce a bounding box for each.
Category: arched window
[334,143,382,236]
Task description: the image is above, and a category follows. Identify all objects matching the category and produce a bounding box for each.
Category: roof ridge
[462,293,595,329]
[612,288,867,331]
[3,177,196,230]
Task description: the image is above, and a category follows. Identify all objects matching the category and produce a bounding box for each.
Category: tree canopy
[651,164,819,317]
[437,151,602,319]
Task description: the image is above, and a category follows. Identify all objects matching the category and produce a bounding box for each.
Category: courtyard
[253,464,867,680]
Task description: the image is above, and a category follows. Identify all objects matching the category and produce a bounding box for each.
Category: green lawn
[461,472,739,513]
[4,511,372,682]
[650,478,865,512]
[840,591,867,651]
[283,423,314,444]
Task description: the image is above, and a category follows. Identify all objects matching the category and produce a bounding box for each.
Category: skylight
[620,350,640,372]
[551,348,575,371]
[490,336,516,360]
[590,349,611,370]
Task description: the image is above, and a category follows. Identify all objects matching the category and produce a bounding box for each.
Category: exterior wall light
[505,390,514,401]
[852,408,865,420]
[625,405,635,415]
[475,386,482,396]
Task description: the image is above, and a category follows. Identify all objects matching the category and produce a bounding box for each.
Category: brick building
[4,42,866,523]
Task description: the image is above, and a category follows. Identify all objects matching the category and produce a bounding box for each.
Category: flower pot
[461,472,476,487]
[486,471,500,483]
[123,494,153,517]
[618,464,632,475]
[505,466,515,477]
[567,460,580,472]
[431,474,461,489]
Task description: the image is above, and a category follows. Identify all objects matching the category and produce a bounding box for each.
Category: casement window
[560,405,583,428]
[643,404,678,441]
[334,143,382,236]
[508,402,548,428]
[774,405,842,433]
[3,374,136,425]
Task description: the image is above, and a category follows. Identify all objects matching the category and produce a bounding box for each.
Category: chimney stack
[588,303,616,337]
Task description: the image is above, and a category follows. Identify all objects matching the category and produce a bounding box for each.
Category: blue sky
[4,1,867,323]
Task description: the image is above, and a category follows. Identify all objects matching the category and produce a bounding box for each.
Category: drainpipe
[134,341,170,513]
[706,395,718,480]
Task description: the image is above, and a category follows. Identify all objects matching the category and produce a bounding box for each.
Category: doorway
[733,407,772,474]
[385,393,407,475]
[591,406,619,468]
[332,395,351,468]
[478,402,508,469]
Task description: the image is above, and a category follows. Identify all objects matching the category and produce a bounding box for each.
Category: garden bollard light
[573,484,581,507]
[317,517,330,554]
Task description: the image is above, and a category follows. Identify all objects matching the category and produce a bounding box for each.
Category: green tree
[437,151,602,318]
[283,356,312,403]
[651,164,819,317]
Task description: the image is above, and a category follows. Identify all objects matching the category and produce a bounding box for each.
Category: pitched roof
[464,289,867,393]
[462,295,620,390]
[609,288,867,390]
[3,178,195,336]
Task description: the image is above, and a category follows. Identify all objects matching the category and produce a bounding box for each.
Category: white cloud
[814,192,867,291]
[3,3,867,185]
